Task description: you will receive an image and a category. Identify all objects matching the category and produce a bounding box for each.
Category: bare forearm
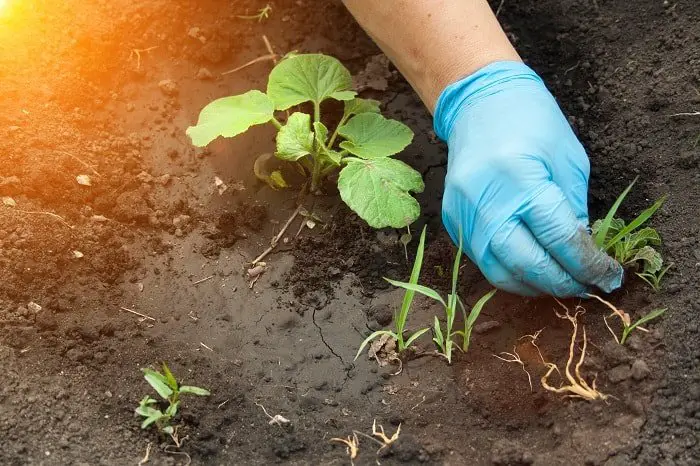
[342,0,520,112]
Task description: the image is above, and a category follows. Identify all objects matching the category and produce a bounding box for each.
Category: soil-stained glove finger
[520,183,623,293]
[490,218,589,297]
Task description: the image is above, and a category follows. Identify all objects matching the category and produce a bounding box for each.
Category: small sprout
[592,176,668,291]
[237,4,272,22]
[587,293,666,345]
[541,302,607,401]
[330,433,360,464]
[136,363,210,444]
[636,263,673,293]
[399,227,412,262]
[355,226,430,361]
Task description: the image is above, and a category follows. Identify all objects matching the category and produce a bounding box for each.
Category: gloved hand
[435,61,623,297]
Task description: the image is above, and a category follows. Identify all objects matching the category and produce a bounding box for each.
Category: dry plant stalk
[541,301,608,401]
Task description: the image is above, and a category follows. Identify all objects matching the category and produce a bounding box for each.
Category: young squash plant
[187,53,424,229]
[136,363,210,445]
[592,177,669,290]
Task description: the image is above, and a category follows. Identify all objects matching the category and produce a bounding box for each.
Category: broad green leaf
[135,405,161,418]
[267,54,356,110]
[143,369,173,400]
[276,112,314,161]
[338,157,424,228]
[353,330,397,361]
[338,113,413,159]
[179,385,211,396]
[141,412,165,429]
[161,363,178,391]
[186,91,275,147]
[343,98,381,119]
[605,195,667,250]
[628,308,666,332]
[403,328,430,349]
[626,227,661,250]
[632,246,662,273]
[385,279,446,307]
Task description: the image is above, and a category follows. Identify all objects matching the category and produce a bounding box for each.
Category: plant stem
[313,102,320,124]
[328,115,349,148]
[270,117,282,130]
[310,157,323,193]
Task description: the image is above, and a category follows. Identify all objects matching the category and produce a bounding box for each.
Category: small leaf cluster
[592,176,669,291]
[187,53,424,229]
[135,363,210,435]
[355,227,496,364]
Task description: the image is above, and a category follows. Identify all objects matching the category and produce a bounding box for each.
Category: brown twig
[251,205,304,265]
[56,150,101,176]
[138,442,152,465]
[221,54,277,75]
[129,46,158,71]
[119,307,156,322]
[192,275,214,285]
[9,209,74,229]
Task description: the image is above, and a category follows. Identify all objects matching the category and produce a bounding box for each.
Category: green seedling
[237,4,272,22]
[637,263,673,293]
[587,293,666,345]
[454,288,497,352]
[354,227,430,361]
[592,176,668,290]
[187,53,423,229]
[136,363,210,444]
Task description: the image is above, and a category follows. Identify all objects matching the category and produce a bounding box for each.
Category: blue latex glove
[435,61,623,297]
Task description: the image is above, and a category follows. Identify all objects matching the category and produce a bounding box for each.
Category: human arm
[342,0,623,296]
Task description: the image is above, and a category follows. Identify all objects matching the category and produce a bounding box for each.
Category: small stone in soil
[631,359,651,380]
[196,67,213,80]
[158,79,178,96]
[474,320,501,334]
[608,364,632,383]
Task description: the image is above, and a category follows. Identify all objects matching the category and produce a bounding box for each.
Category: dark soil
[1,0,699,465]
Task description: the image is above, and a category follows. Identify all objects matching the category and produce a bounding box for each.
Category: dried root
[330,433,359,465]
[494,348,533,391]
[372,419,400,452]
[541,301,607,401]
[585,293,650,344]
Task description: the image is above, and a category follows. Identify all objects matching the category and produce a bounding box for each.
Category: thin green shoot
[587,293,666,345]
[454,289,497,352]
[594,176,638,248]
[621,308,667,345]
[636,263,673,293]
[604,195,667,250]
[354,226,430,361]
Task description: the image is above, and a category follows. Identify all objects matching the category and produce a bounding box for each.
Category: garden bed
[1,0,698,464]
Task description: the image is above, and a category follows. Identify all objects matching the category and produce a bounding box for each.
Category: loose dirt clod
[541,302,608,401]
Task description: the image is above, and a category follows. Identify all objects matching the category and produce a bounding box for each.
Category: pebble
[196,67,214,80]
[158,79,178,96]
[473,320,501,334]
[631,359,651,381]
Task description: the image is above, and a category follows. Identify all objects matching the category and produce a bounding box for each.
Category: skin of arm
[341,0,521,112]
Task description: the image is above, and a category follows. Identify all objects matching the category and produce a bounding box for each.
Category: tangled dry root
[541,301,608,401]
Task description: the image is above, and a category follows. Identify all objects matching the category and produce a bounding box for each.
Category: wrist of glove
[434,61,623,297]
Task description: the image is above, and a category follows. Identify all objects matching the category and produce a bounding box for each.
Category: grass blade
[161,362,178,390]
[433,316,444,352]
[143,368,173,400]
[394,226,427,337]
[628,308,666,332]
[404,328,430,348]
[179,386,211,396]
[385,279,446,307]
[466,289,497,328]
[605,195,667,250]
[595,176,638,248]
[354,330,395,360]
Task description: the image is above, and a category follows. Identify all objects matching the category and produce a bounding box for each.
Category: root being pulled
[494,347,533,391]
[541,301,607,401]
